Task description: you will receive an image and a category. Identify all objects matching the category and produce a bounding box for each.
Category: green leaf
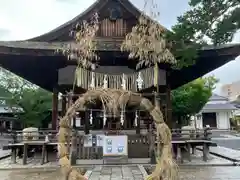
[0,68,52,128]
[172,76,219,123]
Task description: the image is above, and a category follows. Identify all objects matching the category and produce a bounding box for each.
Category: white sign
[75,117,81,127]
[84,134,92,147]
[103,135,128,156]
[96,134,105,147]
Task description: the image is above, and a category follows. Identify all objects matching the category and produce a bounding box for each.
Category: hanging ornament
[121,73,126,90]
[89,110,93,125]
[103,110,107,126]
[134,111,138,126]
[103,75,108,88]
[136,72,143,90]
[71,117,73,127]
[90,72,95,89]
[120,109,124,125]
[76,68,82,87]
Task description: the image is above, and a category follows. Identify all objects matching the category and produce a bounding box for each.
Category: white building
[195,94,237,129]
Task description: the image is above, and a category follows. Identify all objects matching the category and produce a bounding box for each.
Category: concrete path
[198,146,240,162]
[0,149,11,160]
[87,165,144,180]
[212,137,240,150]
[0,165,239,180]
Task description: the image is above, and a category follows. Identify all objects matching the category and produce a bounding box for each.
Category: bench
[7,141,51,165]
[171,140,217,163]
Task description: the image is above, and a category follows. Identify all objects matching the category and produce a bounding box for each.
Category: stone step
[103,156,128,165]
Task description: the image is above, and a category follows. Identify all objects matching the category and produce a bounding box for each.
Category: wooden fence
[74,134,150,159]
[7,128,212,160]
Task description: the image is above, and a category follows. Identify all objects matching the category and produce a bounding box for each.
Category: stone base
[103,156,128,165]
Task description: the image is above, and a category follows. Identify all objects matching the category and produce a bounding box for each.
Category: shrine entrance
[65,95,154,164]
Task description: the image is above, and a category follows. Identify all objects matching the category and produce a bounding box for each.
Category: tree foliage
[168,0,240,68]
[172,76,219,121]
[0,68,52,128]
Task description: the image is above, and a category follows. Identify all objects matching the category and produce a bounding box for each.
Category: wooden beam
[61,94,67,117]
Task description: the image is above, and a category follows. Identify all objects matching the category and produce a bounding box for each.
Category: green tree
[172,76,218,126]
[168,0,240,68]
[0,68,52,128]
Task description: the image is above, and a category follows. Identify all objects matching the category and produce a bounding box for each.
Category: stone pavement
[212,137,240,150]
[87,165,144,180]
[0,156,58,170]
[178,166,240,180]
[0,165,239,180]
[87,165,240,180]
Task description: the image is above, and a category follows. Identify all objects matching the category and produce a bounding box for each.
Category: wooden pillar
[72,115,76,128]
[149,124,156,164]
[61,94,67,117]
[52,88,59,130]
[23,143,28,165]
[136,110,140,134]
[166,83,172,129]
[67,91,73,108]
[84,110,90,134]
[67,91,73,128]
[123,114,127,129]
[70,129,77,165]
[154,92,160,108]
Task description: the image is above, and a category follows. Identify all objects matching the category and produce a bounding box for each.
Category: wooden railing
[6,127,212,143]
[5,127,214,164]
[171,127,212,140]
[7,130,58,143]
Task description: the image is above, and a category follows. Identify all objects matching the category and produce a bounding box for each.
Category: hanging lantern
[121,73,126,90]
[134,111,138,126]
[103,110,107,126]
[89,110,93,125]
[136,72,143,90]
[103,75,108,88]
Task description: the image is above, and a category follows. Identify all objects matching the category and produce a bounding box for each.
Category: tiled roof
[202,103,237,110]
[209,93,228,101]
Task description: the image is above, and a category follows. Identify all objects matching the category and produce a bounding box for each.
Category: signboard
[103,135,128,156]
[96,135,105,147]
[75,117,81,127]
[84,134,92,147]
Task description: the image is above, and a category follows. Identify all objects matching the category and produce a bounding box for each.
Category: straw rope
[58,88,177,180]
[75,66,158,91]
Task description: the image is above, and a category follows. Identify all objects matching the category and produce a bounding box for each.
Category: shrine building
[0,0,239,134]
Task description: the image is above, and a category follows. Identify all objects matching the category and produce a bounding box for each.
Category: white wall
[195,115,203,129]
[216,111,231,129]
[194,110,231,129]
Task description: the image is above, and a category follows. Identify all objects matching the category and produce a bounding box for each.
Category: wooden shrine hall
[0,0,239,132]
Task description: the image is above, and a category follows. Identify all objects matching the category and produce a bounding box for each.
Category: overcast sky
[0,0,239,93]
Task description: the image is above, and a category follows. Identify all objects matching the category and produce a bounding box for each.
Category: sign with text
[103,135,128,156]
[83,134,92,147]
[96,134,105,147]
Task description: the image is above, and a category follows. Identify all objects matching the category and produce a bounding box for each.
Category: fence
[7,127,212,160]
